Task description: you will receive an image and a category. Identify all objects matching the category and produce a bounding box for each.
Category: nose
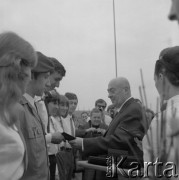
[168,2,177,21]
[108,93,112,99]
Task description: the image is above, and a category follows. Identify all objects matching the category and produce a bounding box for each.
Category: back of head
[111,77,131,96]
[45,90,60,104]
[155,46,179,87]
[49,57,66,77]
[0,32,37,126]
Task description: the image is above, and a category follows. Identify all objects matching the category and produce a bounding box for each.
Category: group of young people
[0,32,82,180]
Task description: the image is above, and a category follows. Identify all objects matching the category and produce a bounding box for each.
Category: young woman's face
[47,101,59,116]
[59,102,69,117]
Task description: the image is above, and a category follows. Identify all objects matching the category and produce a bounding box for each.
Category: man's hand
[69,137,83,149]
[96,128,106,135]
[51,132,64,144]
[86,127,96,133]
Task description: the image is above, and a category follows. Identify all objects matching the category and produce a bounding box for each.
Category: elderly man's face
[108,81,126,108]
[169,0,179,22]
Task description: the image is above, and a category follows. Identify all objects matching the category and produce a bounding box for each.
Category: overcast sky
[1,0,179,110]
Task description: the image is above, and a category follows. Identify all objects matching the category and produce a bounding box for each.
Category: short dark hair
[155,46,179,87]
[65,92,78,101]
[50,57,66,77]
[95,99,107,107]
[45,90,60,104]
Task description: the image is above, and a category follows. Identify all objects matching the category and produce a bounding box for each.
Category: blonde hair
[0,32,37,126]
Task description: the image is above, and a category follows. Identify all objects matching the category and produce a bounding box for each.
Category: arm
[83,104,144,157]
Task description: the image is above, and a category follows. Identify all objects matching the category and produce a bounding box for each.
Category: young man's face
[33,72,51,96]
[91,112,102,126]
[81,113,88,121]
[95,102,106,112]
[48,71,63,91]
[68,99,78,115]
[169,0,179,22]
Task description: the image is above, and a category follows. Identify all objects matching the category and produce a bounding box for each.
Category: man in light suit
[70,77,145,180]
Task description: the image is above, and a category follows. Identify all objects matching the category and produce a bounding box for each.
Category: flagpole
[113,0,118,78]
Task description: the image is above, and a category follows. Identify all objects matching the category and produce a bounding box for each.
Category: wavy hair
[0,32,37,126]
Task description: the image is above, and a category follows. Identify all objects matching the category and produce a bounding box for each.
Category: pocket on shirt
[27,127,46,152]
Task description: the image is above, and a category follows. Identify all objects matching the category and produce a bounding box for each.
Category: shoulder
[125,98,143,114]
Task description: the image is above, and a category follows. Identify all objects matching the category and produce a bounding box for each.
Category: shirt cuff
[46,133,52,144]
[82,138,84,151]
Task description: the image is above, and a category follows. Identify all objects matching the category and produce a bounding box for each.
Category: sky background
[1,0,179,111]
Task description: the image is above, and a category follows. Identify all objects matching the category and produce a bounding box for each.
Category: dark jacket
[83,98,145,180]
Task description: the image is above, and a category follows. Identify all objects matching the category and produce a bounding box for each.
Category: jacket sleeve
[83,103,145,158]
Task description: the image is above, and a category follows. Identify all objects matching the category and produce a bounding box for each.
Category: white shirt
[0,122,25,180]
[104,114,112,126]
[48,116,64,155]
[143,95,179,175]
[62,114,76,136]
[34,96,48,133]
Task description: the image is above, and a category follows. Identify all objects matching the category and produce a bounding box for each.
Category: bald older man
[70,77,145,180]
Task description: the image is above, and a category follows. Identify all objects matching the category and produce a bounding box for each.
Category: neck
[165,86,179,100]
[26,88,35,98]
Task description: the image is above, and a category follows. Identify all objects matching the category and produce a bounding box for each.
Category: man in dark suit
[70,77,145,180]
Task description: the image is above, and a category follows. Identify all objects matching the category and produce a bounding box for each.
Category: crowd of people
[1,1,179,180]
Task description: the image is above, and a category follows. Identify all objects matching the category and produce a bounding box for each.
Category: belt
[60,146,72,152]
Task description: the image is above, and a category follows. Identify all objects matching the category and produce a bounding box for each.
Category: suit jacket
[18,96,49,180]
[83,98,144,180]
[83,98,145,159]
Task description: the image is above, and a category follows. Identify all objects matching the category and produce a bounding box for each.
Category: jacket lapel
[104,98,134,136]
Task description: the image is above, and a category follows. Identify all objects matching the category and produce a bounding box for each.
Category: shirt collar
[23,93,36,109]
[116,97,132,112]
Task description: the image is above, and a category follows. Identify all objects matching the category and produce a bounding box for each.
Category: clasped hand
[51,132,64,144]
[69,137,83,149]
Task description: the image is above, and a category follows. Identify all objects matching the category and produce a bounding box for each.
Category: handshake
[86,127,106,135]
[50,131,83,150]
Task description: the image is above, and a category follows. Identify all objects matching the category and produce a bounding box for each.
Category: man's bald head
[108,77,131,108]
[109,77,130,90]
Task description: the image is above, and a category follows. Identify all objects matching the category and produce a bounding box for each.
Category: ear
[158,73,164,81]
